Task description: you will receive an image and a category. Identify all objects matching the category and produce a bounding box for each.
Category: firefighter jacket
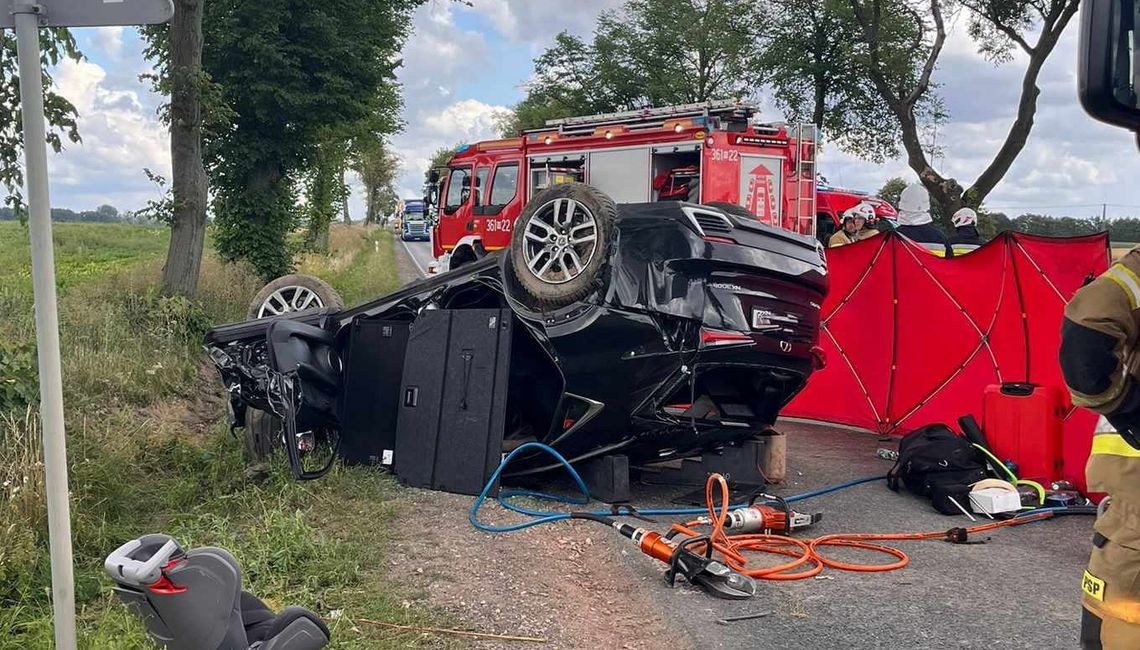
[897,223,955,258]
[1061,248,1140,546]
[828,230,858,248]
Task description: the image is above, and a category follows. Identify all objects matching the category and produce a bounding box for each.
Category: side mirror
[1080,0,1140,132]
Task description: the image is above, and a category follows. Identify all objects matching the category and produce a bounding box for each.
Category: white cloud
[472,0,625,44]
[389,99,509,199]
[92,27,125,60]
[48,58,168,210]
[400,2,493,108]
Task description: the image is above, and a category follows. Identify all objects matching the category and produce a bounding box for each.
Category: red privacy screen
[785,231,1110,489]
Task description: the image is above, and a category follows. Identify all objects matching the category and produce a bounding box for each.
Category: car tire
[509,183,615,309]
[246,273,344,320]
[243,406,279,465]
[705,201,757,220]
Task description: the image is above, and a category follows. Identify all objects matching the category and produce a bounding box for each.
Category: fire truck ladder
[530,100,759,136]
[793,123,818,237]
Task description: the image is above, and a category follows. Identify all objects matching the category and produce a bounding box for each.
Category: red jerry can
[982,383,1066,483]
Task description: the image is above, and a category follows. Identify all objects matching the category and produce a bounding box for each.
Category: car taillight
[699,328,755,349]
[810,345,827,370]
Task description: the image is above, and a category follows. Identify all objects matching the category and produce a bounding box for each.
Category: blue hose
[469,442,589,532]
[470,441,887,532]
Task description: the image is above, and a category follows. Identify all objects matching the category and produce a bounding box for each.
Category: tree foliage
[1,30,83,216]
[203,0,418,279]
[143,0,417,281]
[351,136,401,224]
[760,0,904,163]
[425,146,455,183]
[501,0,765,134]
[302,138,350,251]
[845,0,1078,223]
[876,176,908,207]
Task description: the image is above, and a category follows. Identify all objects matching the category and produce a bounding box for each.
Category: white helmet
[952,207,978,228]
[897,183,932,226]
[841,204,871,223]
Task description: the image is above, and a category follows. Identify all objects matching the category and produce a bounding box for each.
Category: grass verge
[0,224,434,649]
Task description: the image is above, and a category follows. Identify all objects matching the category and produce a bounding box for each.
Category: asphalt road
[618,422,1091,650]
[390,240,1092,649]
[399,237,435,277]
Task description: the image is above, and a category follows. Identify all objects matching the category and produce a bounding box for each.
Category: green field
[0,222,435,649]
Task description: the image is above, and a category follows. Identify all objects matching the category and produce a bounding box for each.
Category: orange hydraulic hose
[671,473,1054,581]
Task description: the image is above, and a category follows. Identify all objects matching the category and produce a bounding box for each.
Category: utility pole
[2,2,173,647]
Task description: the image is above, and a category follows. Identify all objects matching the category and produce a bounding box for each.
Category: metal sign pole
[13,2,77,647]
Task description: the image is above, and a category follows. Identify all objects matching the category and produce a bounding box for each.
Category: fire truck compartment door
[651,143,700,154]
[739,155,783,227]
[588,148,651,203]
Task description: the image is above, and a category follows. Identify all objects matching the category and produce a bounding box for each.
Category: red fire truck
[425,101,822,271]
[815,183,898,241]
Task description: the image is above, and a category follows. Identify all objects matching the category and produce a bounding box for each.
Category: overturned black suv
[205,184,827,483]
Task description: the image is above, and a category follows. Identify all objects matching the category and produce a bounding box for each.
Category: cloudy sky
[46,1,1140,220]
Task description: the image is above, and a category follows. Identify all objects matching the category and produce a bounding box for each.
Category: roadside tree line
[140,0,419,295]
[0,205,151,225]
[984,213,1140,242]
[502,0,1079,229]
[873,176,1133,240]
[0,0,1084,298]
[0,3,419,298]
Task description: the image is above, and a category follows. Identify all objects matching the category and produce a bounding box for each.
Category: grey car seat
[105,534,330,650]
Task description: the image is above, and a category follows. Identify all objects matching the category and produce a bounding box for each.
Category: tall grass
[0,223,423,649]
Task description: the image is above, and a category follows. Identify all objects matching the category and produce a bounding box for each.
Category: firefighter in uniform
[1060,249,1140,649]
[828,204,877,248]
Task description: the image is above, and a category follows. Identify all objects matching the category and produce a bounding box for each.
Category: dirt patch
[140,362,228,443]
[384,488,691,649]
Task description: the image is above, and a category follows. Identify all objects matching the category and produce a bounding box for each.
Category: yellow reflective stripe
[1105,265,1140,309]
[1117,262,1140,290]
[1091,433,1140,458]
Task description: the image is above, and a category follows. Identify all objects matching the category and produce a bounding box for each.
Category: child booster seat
[105,534,330,650]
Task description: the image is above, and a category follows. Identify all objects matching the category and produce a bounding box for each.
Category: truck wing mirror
[1080,0,1140,134]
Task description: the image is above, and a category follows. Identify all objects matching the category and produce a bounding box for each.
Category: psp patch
[1083,570,1106,602]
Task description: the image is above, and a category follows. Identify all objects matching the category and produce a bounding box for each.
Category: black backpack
[887,424,988,497]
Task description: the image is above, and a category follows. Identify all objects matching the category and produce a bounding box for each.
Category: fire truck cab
[427,101,819,271]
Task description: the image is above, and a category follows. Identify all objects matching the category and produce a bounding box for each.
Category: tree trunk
[314,222,330,251]
[159,0,208,298]
[340,164,351,225]
[364,184,377,224]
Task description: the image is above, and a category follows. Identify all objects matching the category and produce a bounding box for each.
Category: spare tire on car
[509,183,616,309]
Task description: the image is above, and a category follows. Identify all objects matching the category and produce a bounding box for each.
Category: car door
[475,161,522,251]
[439,165,473,254]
